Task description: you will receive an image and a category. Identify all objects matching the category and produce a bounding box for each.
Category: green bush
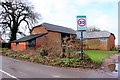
[33,57,45,62]
[63,58,70,66]
[8,54,13,57]
[19,55,30,59]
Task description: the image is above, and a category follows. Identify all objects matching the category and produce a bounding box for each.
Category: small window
[16,42,19,46]
[100,38,107,43]
[83,39,87,44]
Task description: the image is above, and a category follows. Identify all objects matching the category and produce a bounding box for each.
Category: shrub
[33,57,45,62]
[8,54,13,57]
[19,55,30,59]
[64,50,79,58]
[39,46,48,56]
[63,58,70,66]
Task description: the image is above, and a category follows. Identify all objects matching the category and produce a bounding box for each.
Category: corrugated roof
[76,31,113,39]
[36,22,76,34]
[11,33,48,42]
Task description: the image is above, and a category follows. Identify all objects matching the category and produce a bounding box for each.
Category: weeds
[19,55,30,59]
[2,48,111,69]
[33,57,45,62]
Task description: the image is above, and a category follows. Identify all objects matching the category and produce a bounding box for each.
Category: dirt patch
[100,53,118,72]
[17,48,39,57]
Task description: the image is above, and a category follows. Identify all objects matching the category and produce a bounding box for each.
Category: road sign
[76,16,87,60]
[77,16,87,31]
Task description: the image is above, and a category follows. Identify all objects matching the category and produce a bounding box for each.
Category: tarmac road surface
[0,55,118,79]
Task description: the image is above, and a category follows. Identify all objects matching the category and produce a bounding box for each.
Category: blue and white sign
[77,16,87,31]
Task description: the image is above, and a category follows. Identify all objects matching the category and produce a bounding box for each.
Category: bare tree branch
[0,0,41,42]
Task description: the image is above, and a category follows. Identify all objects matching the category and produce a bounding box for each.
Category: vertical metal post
[81,31,84,60]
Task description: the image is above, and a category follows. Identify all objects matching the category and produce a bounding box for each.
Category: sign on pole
[77,16,87,60]
[77,16,87,31]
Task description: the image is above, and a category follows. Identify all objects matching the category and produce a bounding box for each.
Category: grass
[1,48,118,68]
[85,50,118,63]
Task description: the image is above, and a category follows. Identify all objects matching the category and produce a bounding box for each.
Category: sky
[28,0,119,45]
[1,0,118,45]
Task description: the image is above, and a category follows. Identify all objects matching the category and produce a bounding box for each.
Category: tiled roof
[11,33,48,42]
[35,22,76,34]
[76,31,115,39]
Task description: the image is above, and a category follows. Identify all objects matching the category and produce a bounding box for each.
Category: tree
[87,26,100,32]
[0,32,2,40]
[0,0,41,42]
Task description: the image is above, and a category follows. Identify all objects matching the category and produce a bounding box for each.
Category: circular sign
[77,18,86,27]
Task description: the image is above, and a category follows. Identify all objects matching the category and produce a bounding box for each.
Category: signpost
[77,16,87,60]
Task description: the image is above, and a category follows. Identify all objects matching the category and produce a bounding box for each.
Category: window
[83,39,87,44]
[100,38,107,43]
[16,42,19,46]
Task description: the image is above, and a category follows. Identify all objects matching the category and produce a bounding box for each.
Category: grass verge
[85,50,118,63]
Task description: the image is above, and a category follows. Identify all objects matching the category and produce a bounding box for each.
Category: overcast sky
[28,0,119,45]
[2,0,118,44]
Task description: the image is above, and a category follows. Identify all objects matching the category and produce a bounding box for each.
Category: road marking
[52,75,60,78]
[0,69,20,80]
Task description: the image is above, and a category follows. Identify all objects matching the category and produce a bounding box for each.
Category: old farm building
[76,31,115,51]
[11,23,115,56]
[11,23,76,56]
[11,33,48,51]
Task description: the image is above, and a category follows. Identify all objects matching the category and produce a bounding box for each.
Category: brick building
[11,23,76,56]
[11,22,115,56]
[115,45,120,49]
[76,31,115,51]
[11,33,48,51]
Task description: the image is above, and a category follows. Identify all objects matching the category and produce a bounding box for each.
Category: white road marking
[52,75,60,78]
[0,69,20,80]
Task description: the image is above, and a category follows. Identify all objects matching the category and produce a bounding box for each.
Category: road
[0,56,118,79]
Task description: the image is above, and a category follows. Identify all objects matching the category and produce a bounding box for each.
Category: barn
[11,33,48,51]
[76,31,115,51]
[11,22,76,56]
[11,22,116,56]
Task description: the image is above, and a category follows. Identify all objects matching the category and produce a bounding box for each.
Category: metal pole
[81,31,84,60]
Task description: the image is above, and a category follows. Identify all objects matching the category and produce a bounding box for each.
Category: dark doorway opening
[28,39,35,48]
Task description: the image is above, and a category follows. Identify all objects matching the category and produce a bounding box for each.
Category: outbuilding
[11,23,76,56]
[31,22,76,56]
[76,31,115,51]
[11,33,48,51]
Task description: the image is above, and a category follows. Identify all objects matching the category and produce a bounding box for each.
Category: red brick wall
[45,31,62,57]
[86,38,100,50]
[35,31,62,57]
[100,43,108,51]
[31,25,48,34]
[31,25,62,57]
[115,45,120,49]
[84,36,115,51]
[11,42,27,51]
[36,35,47,49]
[108,34,115,48]
[83,38,109,51]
